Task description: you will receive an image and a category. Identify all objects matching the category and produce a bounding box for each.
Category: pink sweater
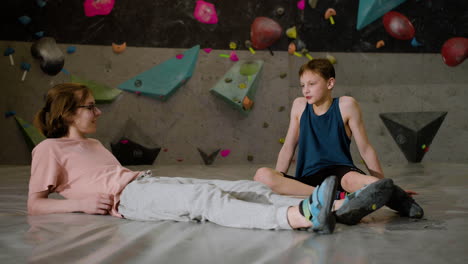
[29,138,141,217]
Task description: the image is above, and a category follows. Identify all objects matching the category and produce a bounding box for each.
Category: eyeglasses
[77,104,99,113]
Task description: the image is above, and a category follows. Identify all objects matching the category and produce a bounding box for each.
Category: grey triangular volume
[197,148,221,165]
[379,112,447,163]
[379,112,447,132]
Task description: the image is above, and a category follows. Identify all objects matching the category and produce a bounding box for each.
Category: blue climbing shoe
[335,178,394,225]
[301,176,338,234]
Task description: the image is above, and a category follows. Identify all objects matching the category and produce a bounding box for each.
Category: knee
[340,172,379,192]
[340,174,353,190]
[253,167,276,188]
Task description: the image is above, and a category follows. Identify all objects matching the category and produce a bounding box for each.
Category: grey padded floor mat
[1,163,467,264]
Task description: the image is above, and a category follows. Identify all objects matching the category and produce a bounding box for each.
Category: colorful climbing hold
[324,8,336,25]
[67,46,76,54]
[250,17,282,50]
[326,54,337,64]
[376,40,385,49]
[297,0,305,10]
[18,16,32,25]
[220,149,231,157]
[84,0,115,17]
[276,7,285,16]
[194,0,218,24]
[286,26,297,39]
[20,62,31,82]
[242,96,254,110]
[134,79,142,87]
[112,42,126,54]
[4,47,15,66]
[229,51,239,61]
[229,42,237,49]
[245,40,256,54]
[4,111,16,118]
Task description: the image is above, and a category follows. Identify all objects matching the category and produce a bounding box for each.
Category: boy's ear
[327,78,335,90]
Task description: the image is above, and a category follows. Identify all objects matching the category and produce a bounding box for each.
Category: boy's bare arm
[345,97,384,179]
[275,98,303,173]
[28,190,113,216]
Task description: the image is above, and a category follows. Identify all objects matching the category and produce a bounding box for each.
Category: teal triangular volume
[118,45,200,101]
[210,60,264,115]
[356,0,406,30]
[379,112,447,163]
[14,116,46,151]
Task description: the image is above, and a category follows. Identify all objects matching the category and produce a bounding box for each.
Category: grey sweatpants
[118,171,303,230]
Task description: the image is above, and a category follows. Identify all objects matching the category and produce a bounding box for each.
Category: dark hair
[34,83,91,138]
[298,58,335,80]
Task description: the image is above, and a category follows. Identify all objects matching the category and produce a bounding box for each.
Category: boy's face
[299,70,335,104]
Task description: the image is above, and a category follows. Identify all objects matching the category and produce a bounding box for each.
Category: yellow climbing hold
[238,83,246,89]
[326,54,337,64]
[372,204,377,210]
[229,42,237,49]
[286,26,297,39]
[293,52,303,57]
[279,138,285,144]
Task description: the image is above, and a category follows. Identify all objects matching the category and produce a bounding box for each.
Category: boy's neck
[313,96,333,115]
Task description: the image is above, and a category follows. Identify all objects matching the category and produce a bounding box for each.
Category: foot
[335,178,394,225]
[300,176,338,234]
[386,185,424,218]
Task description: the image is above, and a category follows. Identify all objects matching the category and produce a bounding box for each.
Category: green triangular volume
[71,75,122,104]
[14,116,46,151]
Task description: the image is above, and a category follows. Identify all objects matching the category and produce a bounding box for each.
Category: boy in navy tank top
[254,59,424,225]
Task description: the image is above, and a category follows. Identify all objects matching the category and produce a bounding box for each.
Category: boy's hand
[80,193,114,215]
[405,190,418,197]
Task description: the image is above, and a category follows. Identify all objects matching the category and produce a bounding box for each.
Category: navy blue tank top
[295,97,355,178]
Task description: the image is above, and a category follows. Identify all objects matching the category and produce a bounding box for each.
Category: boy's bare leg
[287,206,312,229]
[340,171,379,193]
[333,199,345,211]
[254,167,315,196]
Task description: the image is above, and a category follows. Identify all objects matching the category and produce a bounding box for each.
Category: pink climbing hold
[220,149,231,157]
[83,0,115,17]
[203,48,213,53]
[297,0,305,10]
[194,0,218,24]
[229,51,239,62]
[176,54,184,59]
[120,139,129,144]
